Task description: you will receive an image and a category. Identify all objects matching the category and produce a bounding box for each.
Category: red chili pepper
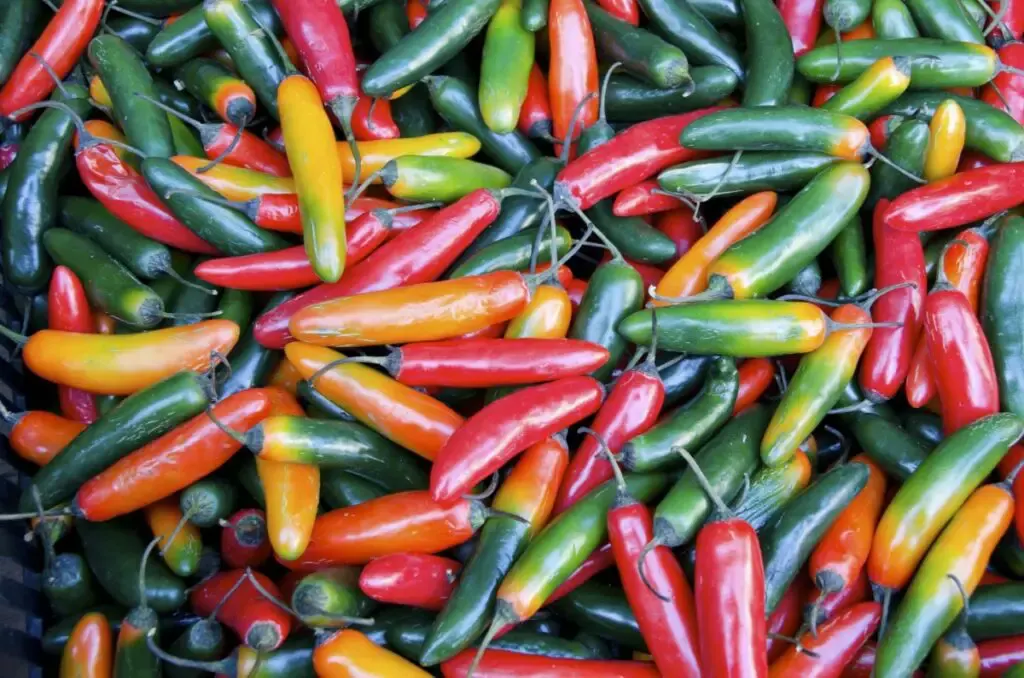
[841,642,876,678]
[804,570,871,631]
[430,376,605,505]
[406,0,429,28]
[208,125,292,177]
[767,577,809,663]
[519,64,554,140]
[48,266,97,425]
[283,491,484,569]
[272,0,360,141]
[959,151,997,172]
[906,228,988,409]
[358,553,461,611]
[613,180,684,217]
[777,0,825,56]
[442,651,660,677]
[1014,470,1024,544]
[923,275,1000,435]
[549,0,599,144]
[607,463,701,676]
[567,277,588,311]
[543,542,615,606]
[4,410,84,467]
[980,570,1012,587]
[254,189,503,348]
[813,85,842,108]
[734,358,775,414]
[654,208,703,262]
[554,357,664,514]
[596,0,639,24]
[0,0,103,120]
[993,1,1024,42]
[190,569,291,651]
[74,389,274,521]
[221,509,273,569]
[369,338,610,388]
[351,91,400,141]
[554,107,724,210]
[859,199,926,400]
[979,635,1024,677]
[242,194,430,235]
[768,602,882,678]
[75,122,218,254]
[869,115,902,151]
[982,43,1024,125]
[884,163,1024,233]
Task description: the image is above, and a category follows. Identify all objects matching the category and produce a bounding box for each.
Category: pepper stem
[674,446,731,516]
[134,93,207,132]
[138,536,161,611]
[27,52,70,100]
[467,606,513,678]
[157,508,196,559]
[867,147,927,184]
[635,539,671,602]
[696,150,743,219]
[856,281,917,311]
[947,573,970,618]
[646,285,728,305]
[559,91,598,164]
[463,472,500,501]
[164,265,219,296]
[29,488,56,568]
[205,406,247,447]
[197,124,245,174]
[0,324,28,345]
[578,426,627,491]
[775,293,843,307]
[597,62,622,126]
[0,507,71,521]
[159,309,224,322]
[244,568,300,618]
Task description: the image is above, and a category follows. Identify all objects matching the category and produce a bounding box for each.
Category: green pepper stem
[979,0,1012,38]
[0,324,28,345]
[29,488,56,568]
[163,265,219,296]
[462,472,500,501]
[775,293,843,307]
[0,506,71,521]
[157,508,196,559]
[134,93,209,132]
[866,147,927,184]
[159,309,224,322]
[205,406,247,447]
[138,536,161,611]
[947,573,970,618]
[244,568,301,618]
[579,426,627,491]
[635,538,671,603]
[208,569,248,621]
[145,629,230,673]
[696,150,744,219]
[597,62,622,126]
[646,285,728,305]
[103,1,163,26]
[674,446,732,517]
[197,123,245,174]
[856,281,917,311]
[559,90,597,164]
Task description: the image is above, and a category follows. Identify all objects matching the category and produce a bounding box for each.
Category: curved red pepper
[696,518,768,678]
[767,577,809,663]
[430,376,605,505]
[48,267,98,424]
[543,542,615,606]
[76,129,218,254]
[221,508,272,569]
[884,163,1024,233]
[982,43,1024,126]
[254,189,502,348]
[442,650,660,677]
[0,0,103,120]
[351,92,400,141]
[777,0,825,56]
[977,635,1024,677]
[924,287,999,434]
[859,199,926,400]
[805,569,870,630]
[554,107,724,210]
[769,602,881,677]
[610,497,701,676]
[549,0,599,144]
[519,64,554,140]
[613,180,684,217]
[734,358,775,414]
[272,0,359,131]
[190,569,291,651]
[654,208,703,262]
[390,338,610,388]
[554,366,664,514]
[596,0,640,24]
[359,553,461,611]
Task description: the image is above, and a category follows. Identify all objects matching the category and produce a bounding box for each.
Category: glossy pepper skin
[769,602,881,677]
[190,569,292,651]
[443,650,660,677]
[4,411,85,467]
[314,629,432,677]
[431,376,604,505]
[360,554,461,611]
[777,0,825,56]
[548,0,599,143]
[48,266,98,425]
[59,611,112,678]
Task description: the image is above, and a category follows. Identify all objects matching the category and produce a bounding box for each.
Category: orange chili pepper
[145,496,203,577]
[809,455,887,600]
[4,410,85,466]
[923,99,967,182]
[279,75,348,284]
[171,156,296,200]
[59,611,112,678]
[258,387,319,561]
[733,358,776,414]
[74,388,274,521]
[267,359,302,396]
[335,133,481,184]
[549,0,599,144]
[17,320,240,396]
[289,270,531,348]
[504,283,573,339]
[653,191,777,303]
[284,342,463,460]
[314,629,432,677]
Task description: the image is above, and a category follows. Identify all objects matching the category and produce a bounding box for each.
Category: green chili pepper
[165,618,226,678]
[604,66,738,122]
[658,354,713,407]
[835,383,931,480]
[549,581,647,651]
[733,451,813,532]
[586,1,691,89]
[586,199,678,265]
[0,0,39,85]
[901,411,945,448]
[569,258,644,381]
[44,552,100,618]
[872,0,921,38]
[659,152,840,198]
[146,0,282,68]
[824,0,873,32]
[480,0,535,134]
[982,216,1024,419]
[291,568,376,628]
[902,0,984,43]
[740,0,794,107]
[867,118,929,207]
[392,84,440,137]
[831,216,870,296]
[637,0,744,79]
[217,288,252,329]
[450,225,573,279]
[381,156,511,202]
[521,0,549,30]
[105,16,162,54]
[320,470,387,509]
[173,58,255,126]
[180,478,237,529]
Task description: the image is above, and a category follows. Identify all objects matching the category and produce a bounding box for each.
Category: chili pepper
[60,611,112,678]
[767,578,809,662]
[653,208,702,262]
[313,629,431,677]
[221,509,272,568]
[0,0,40,88]
[359,554,461,611]
[778,0,825,55]
[193,247,318,291]
[170,157,296,200]
[612,181,682,217]
[967,582,1024,640]
[431,376,602,505]
[871,0,919,38]
[380,156,512,203]
[1,408,85,467]
[798,39,997,88]
[451,225,573,279]
[805,569,871,631]
[982,215,1024,419]
[204,0,288,118]
[518,64,554,139]
[923,248,999,434]
[349,91,399,142]
[733,358,775,413]
[555,105,725,210]
[179,477,237,529]
[43,550,99,619]
[737,0,792,107]
[763,304,874,465]
[900,0,983,42]
[144,498,203,578]
[868,114,903,150]
[420,436,567,664]
[928,623,981,678]
[0,0,102,120]
[769,602,881,677]
[820,56,912,121]
[982,43,1024,126]
[636,0,743,78]
[543,543,616,607]
[191,569,291,651]
[291,567,373,627]
[74,388,272,521]
[589,5,692,92]
[47,266,98,425]
[869,413,1023,591]
[478,0,535,135]
[877,484,1014,676]
[75,121,218,254]
[546,0,599,146]
[174,58,256,126]
[923,99,967,182]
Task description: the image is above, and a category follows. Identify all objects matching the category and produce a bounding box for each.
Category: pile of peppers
[7,0,1024,676]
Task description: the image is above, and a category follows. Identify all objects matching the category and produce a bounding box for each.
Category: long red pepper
[431,376,604,505]
[207,125,292,177]
[254,189,503,348]
[442,651,660,677]
[777,0,825,56]
[982,43,1024,126]
[980,635,1024,677]
[359,553,461,611]
[554,107,724,210]
[554,355,664,515]
[549,0,599,145]
[48,267,98,425]
[190,569,292,651]
[518,64,554,140]
[597,0,639,24]
[221,509,273,569]
[859,199,926,401]
[543,542,615,606]
[769,602,881,677]
[241,193,432,235]
[613,180,684,217]
[884,164,1024,233]
[272,0,360,147]
[0,0,103,119]
[76,123,218,254]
